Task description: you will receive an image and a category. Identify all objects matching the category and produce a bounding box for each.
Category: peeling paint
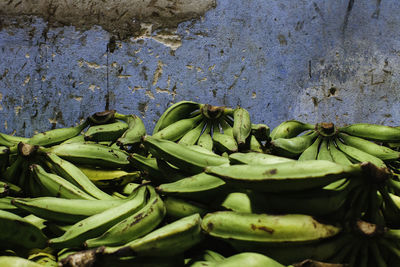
[152,60,164,86]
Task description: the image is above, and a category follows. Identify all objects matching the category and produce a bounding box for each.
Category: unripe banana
[0,133,30,147]
[247,134,264,152]
[201,211,341,246]
[298,136,321,161]
[12,197,124,224]
[27,120,89,147]
[317,138,333,161]
[43,143,131,169]
[3,155,24,183]
[59,134,85,144]
[85,187,166,247]
[190,252,286,267]
[220,117,234,137]
[339,123,400,142]
[0,210,48,249]
[328,139,353,166]
[0,256,43,267]
[115,113,146,146]
[152,114,203,141]
[335,137,387,168]
[178,120,206,146]
[84,120,128,142]
[164,196,209,220]
[102,213,203,257]
[338,132,400,161]
[41,152,114,200]
[232,107,251,146]
[271,131,318,158]
[197,123,213,151]
[144,136,229,174]
[270,120,314,140]
[212,190,264,213]
[205,160,361,192]
[153,101,201,134]
[30,164,96,200]
[228,152,293,165]
[48,186,148,249]
[212,122,238,154]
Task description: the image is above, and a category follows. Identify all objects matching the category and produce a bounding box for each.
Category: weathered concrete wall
[0,0,399,137]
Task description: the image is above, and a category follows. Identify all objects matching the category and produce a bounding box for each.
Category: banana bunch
[152,101,269,154]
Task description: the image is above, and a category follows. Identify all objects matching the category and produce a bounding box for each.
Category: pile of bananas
[0,101,400,267]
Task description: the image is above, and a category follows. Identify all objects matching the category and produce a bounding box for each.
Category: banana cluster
[1,103,400,267]
[152,101,269,155]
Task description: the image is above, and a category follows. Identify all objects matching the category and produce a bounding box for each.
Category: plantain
[271,131,318,158]
[270,120,314,140]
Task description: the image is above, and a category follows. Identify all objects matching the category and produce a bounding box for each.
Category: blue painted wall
[0,0,399,137]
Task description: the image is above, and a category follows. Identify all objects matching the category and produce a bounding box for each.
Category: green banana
[48,186,148,249]
[197,123,213,151]
[0,132,30,147]
[335,137,387,168]
[0,210,47,249]
[23,214,47,230]
[3,155,24,183]
[30,164,96,200]
[163,196,209,220]
[220,117,234,137]
[270,120,314,140]
[152,114,203,141]
[12,197,124,224]
[84,120,128,142]
[328,138,353,166]
[190,252,286,267]
[205,160,361,192]
[317,138,333,161]
[157,172,226,199]
[271,131,318,158]
[232,107,251,146]
[0,196,23,213]
[41,152,114,200]
[115,114,146,146]
[128,153,168,181]
[178,120,206,146]
[228,152,293,165]
[85,187,166,247]
[339,123,400,142]
[144,136,229,174]
[0,256,43,267]
[212,190,264,213]
[28,120,89,147]
[247,135,264,152]
[201,211,341,246]
[212,122,238,154]
[59,134,85,144]
[298,136,321,161]
[43,142,131,169]
[338,132,400,161]
[153,101,201,134]
[101,213,203,257]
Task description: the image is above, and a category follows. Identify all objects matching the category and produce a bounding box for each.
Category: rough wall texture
[0,0,399,137]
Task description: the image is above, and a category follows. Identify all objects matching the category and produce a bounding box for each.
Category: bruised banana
[201,211,341,247]
[152,114,203,141]
[298,136,321,161]
[27,120,89,147]
[197,123,213,151]
[12,197,124,224]
[205,160,362,192]
[270,120,314,140]
[153,101,201,134]
[338,132,400,161]
[48,186,148,249]
[228,152,293,165]
[41,152,113,200]
[43,142,131,169]
[0,210,47,249]
[85,187,166,247]
[30,164,96,200]
[271,131,318,158]
[339,123,400,142]
[115,113,146,146]
[251,123,270,142]
[335,137,386,168]
[144,136,229,174]
[84,120,128,142]
[232,107,251,146]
